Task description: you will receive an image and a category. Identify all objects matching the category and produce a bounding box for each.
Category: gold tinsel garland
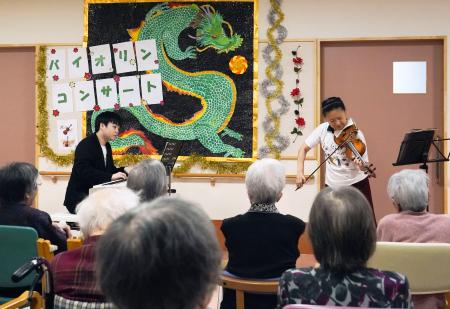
[264,0,285,158]
[36,46,251,173]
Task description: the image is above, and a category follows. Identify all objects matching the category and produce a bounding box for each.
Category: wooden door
[320,39,445,220]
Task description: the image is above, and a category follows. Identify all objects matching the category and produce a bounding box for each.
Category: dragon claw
[184,46,197,59]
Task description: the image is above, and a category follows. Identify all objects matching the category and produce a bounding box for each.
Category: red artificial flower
[73,48,78,53]
[293,57,303,65]
[154,59,159,64]
[296,79,300,84]
[113,48,118,53]
[93,105,100,111]
[160,100,164,105]
[113,75,120,83]
[52,109,59,117]
[51,49,56,54]
[295,117,306,126]
[129,103,134,107]
[84,72,92,80]
[52,75,59,81]
[114,103,120,110]
[290,88,300,97]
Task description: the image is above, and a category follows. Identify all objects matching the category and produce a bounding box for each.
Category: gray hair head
[0,162,39,204]
[308,186,376,274]
[387,169,429,212]
[245,158,285,204]
[126,159,168,202]
[96,197,221,309]
[76,187,139,237]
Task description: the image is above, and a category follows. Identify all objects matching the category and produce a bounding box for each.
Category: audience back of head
[0,162,39,205]
[96,197,221,309]
[309,186,376,274]
[76,187,139,237]
[245,158,285,204]
[126,159,167,202]
[387,169,428,212]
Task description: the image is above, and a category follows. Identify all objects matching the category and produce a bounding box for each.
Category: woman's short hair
[245,158,285,204]
[321,97,346,116]
[0,162,39,204]
[96,197,221,309]
[76,187,139,237]
[126,159,168,202]
[387,169,429,212]
[308,186,376,274]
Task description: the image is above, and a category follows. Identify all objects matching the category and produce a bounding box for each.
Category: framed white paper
[393,61,427,94]
[89,44,114,74]
[112,41,137,74]
[68,47,89,79]
[135,39,159,71]
[46,48,66,81]
[140,73,164,105]
[118,75,141,107]
[96,78,118,109]
[56,119,78,152]
[74,80,96,111]
[51,82,73,113]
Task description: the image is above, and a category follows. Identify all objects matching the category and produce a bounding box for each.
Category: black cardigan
[220,211,305,309]
[64,133,124,213]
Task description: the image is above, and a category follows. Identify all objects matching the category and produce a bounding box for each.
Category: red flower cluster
[52,109,59,117]
[84,72,92,80]
[93,105,101,112]
[290,88,300,97]
[295,117,305,126]
[293,57,303,65]
[114,103,120,111]
[52,75,59,81]
[113,75,120,83]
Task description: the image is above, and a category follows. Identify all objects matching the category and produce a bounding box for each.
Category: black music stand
[160,141,183,196]
[393,129,450,173]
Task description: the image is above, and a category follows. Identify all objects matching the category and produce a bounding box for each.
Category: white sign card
[118,76,141,107]
[135,39,159,71]
[89,44,114,75]
[68,47,89,79]
[393,61,427,94]
[56,119,78,152]
[46,48,66,81]
[74,80,96,112]
[96,78,118,109]
[51,82,73,113]
[112,41,137,74]
[140,73,164,105]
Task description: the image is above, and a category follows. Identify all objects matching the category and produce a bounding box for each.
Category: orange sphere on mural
[229,55,248,75]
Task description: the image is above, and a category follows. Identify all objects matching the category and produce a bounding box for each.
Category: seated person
[0,162,69,252]
[50,188,139,303]
[221,158,306,309]
[278,186,411,308]
[126,158,167,202]
[96,197,221,309]
[378,169,450,309]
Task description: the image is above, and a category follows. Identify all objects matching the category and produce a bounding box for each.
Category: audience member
[278,186,411,308]
[96,197,221,309]
[126,158,167,202]
[221,158,305,309]
[50,188,139,303]
[0,162,69,252]
[378,169,450,309]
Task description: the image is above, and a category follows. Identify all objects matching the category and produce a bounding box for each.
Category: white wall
[1,0,449,218]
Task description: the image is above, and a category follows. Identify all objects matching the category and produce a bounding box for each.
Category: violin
[334,124,376,178]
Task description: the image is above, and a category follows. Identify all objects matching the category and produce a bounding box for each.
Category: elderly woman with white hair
[378,168,450,309]
[50,188,139,304]
[220,158,306,309]
[126,158,168,202]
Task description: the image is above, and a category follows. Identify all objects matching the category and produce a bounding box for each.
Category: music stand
[393,129,450,173]
[160,141,183,196]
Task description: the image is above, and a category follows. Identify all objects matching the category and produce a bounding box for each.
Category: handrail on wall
[39,171,313,187]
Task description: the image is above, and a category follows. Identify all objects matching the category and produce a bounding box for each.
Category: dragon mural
[90,3,248,158]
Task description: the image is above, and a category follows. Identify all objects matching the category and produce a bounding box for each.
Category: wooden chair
[283,305,379,309]
[67,238,83,251]
[219,275,279,309]
[0,291,42,309]
[36,238,55,261]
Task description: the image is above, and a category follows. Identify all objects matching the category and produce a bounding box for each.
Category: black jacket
[0,202,67,252]
[64,134,124,213]
[220,211,305,309]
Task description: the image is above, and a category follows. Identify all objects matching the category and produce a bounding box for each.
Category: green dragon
[92,3,246,158]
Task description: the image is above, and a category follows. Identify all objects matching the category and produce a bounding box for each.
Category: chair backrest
[367,241,450,294]
[219,275,279,309]
[67,238,83,251]
[0,225,38,289]
[36,238,55,261]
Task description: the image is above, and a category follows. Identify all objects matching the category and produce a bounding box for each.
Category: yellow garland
[36,46,251,173]
[263,0,284,159]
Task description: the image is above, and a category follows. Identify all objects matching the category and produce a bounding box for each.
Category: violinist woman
[296,97,376,219]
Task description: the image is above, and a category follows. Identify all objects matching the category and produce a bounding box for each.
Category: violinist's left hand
[353,158,366,171]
